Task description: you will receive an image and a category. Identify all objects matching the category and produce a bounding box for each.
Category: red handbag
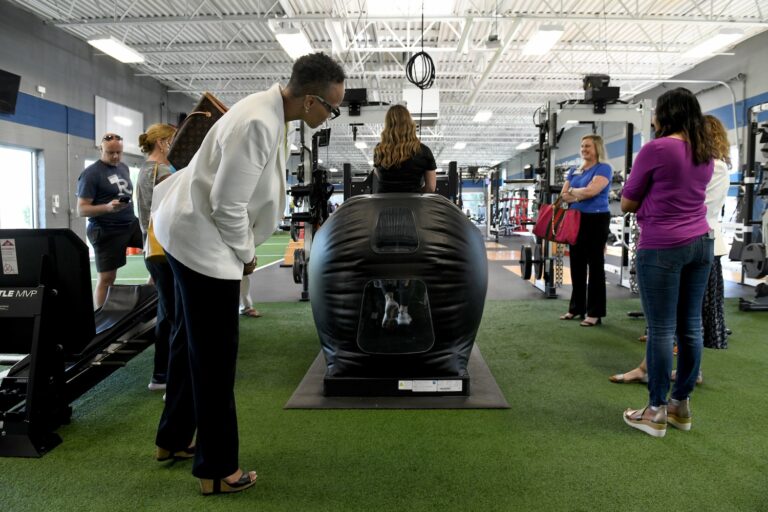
[532,197,581,245]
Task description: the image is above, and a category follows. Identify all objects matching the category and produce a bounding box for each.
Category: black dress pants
[144,259,174,381]
[157,252,241,479]
[568,212,611,318]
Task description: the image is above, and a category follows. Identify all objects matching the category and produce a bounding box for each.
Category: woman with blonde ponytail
[135,123,177,393]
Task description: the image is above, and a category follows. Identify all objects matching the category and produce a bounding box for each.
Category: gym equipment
[552,97,652,291]
[518,244,547,281]
[343,161,460,204]
[0,229,157,457]
[736,103,768,311]
[308,194,487,396]
[742,243,767,278]
[739,282,768,311]
[287,127,334,301]
[519,246,533,280]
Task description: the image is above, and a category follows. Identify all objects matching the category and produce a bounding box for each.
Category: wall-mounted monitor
[0,69,21,115]
[94,96,144,156]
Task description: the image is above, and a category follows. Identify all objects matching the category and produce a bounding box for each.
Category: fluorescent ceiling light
[88,36,144,63]
[330,167,339,173]
[113,116,133,127]
[565,119,579,125]
[273,27,314,60]
[324,20,346,55]
[453,142,466,149]
[683,28,744,58]
[368,160,374,166]
[355,141,368,149]
[367,0,455,16]
[442,159,452,164]
[473,111,493,123]
[521,25,564,56]
[516,142,534,150]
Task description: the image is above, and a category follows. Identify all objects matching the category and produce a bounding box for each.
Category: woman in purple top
[560,134,613,327]
[620,88,714,438]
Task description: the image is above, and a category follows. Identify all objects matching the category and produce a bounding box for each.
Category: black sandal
[200,471,257,495]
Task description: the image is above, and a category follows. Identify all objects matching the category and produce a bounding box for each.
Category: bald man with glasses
[76,133,143,308]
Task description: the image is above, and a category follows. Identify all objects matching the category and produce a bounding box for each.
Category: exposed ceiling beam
[53,14,768,29]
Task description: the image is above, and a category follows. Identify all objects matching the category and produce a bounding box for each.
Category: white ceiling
[11,0,768,171]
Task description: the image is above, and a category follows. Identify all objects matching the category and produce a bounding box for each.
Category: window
[0,145,36,229]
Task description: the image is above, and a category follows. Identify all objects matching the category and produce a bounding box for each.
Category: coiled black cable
[406,51,435,90]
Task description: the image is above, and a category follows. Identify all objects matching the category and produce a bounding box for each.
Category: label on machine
[397,379,463,392]
[1,239,19,275]
[0,286,44,317]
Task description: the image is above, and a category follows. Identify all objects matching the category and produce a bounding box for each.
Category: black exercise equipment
[343,162,460,204]
[735,104,768,311]
[0,229,157,457]
[308,194,487,396]
[287,127,334,301]
[742,243,767,278]
[518,244,547,281]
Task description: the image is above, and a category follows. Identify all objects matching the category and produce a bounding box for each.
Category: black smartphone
[118,196,131,203]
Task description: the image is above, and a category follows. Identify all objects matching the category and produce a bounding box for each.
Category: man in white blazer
[150,52,345,495]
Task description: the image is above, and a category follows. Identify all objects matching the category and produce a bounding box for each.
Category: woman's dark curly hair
[287,52,346,98]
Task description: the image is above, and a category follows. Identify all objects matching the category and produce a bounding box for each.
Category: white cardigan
[152,84,286,280]
[705,158,730,257]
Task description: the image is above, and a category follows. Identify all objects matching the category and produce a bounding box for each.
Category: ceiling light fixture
[87,36,145,63]
[485,0,502,49]
[355,141,368,149]
[516,142,534,150]
[272,25,314,60]
[324,20,346,55]
[367,0,455,17]
[454,142,467,149]
[473,110,493,123]
[683,28,744,58]
[521,25,564,56]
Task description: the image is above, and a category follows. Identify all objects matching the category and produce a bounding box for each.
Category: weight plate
[292,249,305,283]
[519,245,533,280]
[742,243,767,278]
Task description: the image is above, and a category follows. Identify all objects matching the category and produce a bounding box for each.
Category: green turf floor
[2,298,767,511]
[88,232,292,285]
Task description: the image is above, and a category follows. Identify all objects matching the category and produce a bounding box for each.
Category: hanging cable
[405,1,435,136]
[405,52,435,90]
[405,2,435,90]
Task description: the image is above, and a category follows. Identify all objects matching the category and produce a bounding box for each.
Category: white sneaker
[397,311,412,326]
[148,380,167,391]
[382,300,399,328]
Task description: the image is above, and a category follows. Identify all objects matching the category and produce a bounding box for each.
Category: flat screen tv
[0,70,21,115]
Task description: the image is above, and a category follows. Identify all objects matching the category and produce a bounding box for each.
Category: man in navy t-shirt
[76,133,142,308]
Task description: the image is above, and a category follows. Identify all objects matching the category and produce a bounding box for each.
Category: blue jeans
[637,235,714,406]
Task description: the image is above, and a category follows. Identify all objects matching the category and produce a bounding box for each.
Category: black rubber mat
[284,344,510,409]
